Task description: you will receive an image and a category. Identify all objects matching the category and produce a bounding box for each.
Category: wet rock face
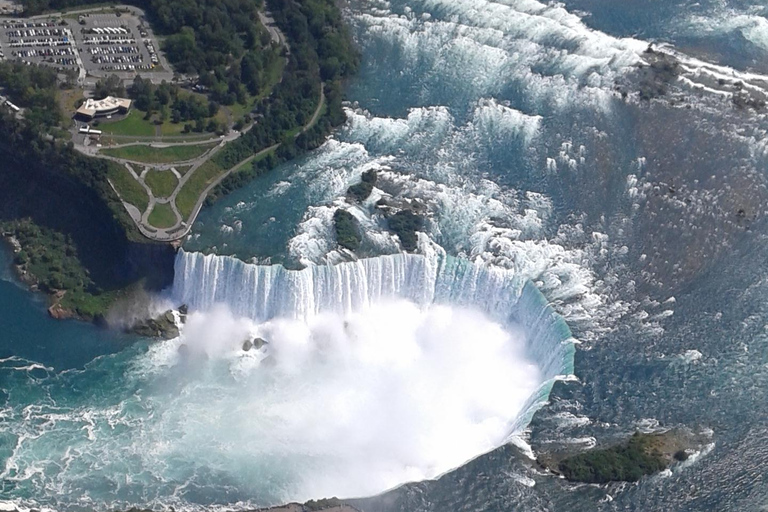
[128,309,180,339]
[346,169,378,203]
[242,337,268,351]
[178,304,188,324]
[614,46,682,101]
[48,302,77,320]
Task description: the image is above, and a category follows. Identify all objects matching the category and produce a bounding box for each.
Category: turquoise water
[3,0,768,510]
[0,246,131,371]
[181,0,768,510]
[0,243,576,509]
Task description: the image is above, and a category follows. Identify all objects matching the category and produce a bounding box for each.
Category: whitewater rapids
[164,248,575,500]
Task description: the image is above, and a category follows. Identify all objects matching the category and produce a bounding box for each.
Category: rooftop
[76,96,131,117]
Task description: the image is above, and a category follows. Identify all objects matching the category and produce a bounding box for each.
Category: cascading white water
[172,247,575,440]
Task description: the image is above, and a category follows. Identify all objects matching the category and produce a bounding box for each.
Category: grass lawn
[108,167,148,212]
[159,120,189,136]
[223,101,250,122]
[223,146,276,182]
[60,5,124,19]
[174,165,192,175]
[164,90,221,135]
[176,160,224,218]
[98,110,157,137]
[147,202,177,229]
[100,143,216,164]
[143,169,178,198]
[97,108,216,139]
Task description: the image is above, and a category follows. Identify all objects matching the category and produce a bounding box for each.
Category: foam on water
[6,0,768,508]
[681,8,768,53]
[354,0,646,112]
[172,247,576,430]
[0,250,575,510]
[282,129,638,340]
[188,0,768,352]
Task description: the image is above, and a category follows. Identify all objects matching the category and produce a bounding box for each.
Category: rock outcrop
[243,337,268,351]
[129,310,180,339]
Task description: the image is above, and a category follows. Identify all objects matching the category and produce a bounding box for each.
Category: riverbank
[1,219,175,324]
[259,499,360,512]
[1,228,81,320]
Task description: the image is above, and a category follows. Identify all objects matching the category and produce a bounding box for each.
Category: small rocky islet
[537,429,705,484]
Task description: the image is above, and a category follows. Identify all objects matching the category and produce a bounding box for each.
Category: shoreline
[1,232,39,290]
[1,231,84,321]
[0,230,177,325]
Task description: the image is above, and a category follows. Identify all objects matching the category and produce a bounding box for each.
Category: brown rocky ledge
[47,290,78,320]
[259,502,360,512]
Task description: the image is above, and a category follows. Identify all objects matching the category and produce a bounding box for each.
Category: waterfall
[172,248,576,435]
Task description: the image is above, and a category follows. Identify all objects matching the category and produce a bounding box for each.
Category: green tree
[94,74,125,100]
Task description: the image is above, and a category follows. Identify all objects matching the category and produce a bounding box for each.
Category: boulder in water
[128,309,180,339]
[243,337,268,351]
[178,304,188,324]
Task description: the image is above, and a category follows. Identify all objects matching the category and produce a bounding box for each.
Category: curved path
[89,138,224,169]
[98,8,321,242]
[110,84,325,242]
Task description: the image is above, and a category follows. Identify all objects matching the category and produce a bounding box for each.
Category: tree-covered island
[537,430,700,484]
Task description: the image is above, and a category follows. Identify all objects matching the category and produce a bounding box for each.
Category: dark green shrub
[558,433,669,484]
[333,209,361,251]
[388,210,423,252]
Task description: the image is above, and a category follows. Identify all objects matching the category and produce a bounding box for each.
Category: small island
[333,209,362,252]
[539,431,698,484]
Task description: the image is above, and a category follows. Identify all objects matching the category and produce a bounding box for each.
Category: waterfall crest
[172,248,575,434]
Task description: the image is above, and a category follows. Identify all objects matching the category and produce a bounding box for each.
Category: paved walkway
[259,11,290,54]
[109,83,326,242]
[97,10,327,243]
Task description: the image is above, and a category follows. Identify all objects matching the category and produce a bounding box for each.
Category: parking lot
[0,19,79,72]
[74,12,158,74]
[0,9,172,83]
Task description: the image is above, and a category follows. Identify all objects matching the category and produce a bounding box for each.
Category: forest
[0,105,176,318]
[16,0,358,203]
[0,61,62,129]
[557,433,670,483]
[22,0,359,115]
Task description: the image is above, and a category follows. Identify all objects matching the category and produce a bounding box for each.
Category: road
[258,11,290,54]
